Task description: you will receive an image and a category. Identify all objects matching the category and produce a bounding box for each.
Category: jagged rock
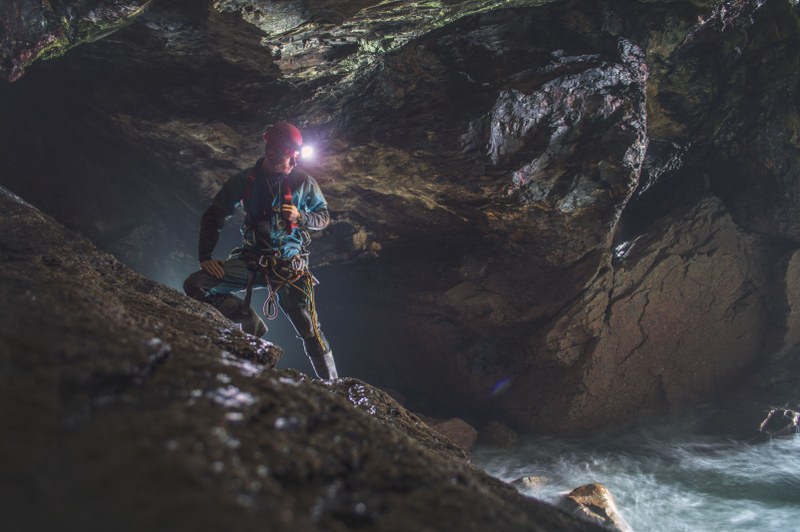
[322,379,470,462]
[0,0,151,82]
[478,421,520,448]
[759,408,800,438]
[0,188,604,531]
[1,0,800,437]
[560,483,632,532]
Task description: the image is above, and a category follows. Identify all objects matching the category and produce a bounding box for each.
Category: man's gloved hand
[201,259,225,279]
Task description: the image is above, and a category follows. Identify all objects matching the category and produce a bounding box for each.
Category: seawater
[474,424,800,532]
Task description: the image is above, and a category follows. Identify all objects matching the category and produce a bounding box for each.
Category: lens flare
[300,145,314,159]
[491,376,513,396]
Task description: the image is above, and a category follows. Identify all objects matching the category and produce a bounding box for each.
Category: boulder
[759,408,800,438]
[479,421,521,448]
[427,417,480,454]
[0,188,603,531]
[560,483,632,532]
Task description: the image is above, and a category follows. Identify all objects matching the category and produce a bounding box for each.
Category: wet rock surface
[513,475,550,490]
[758,408,800,438]
[560,483,632,532]
[1,0,800,437]
[0,188,600,531]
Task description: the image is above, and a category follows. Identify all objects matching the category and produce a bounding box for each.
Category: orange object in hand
[283,182,297,232]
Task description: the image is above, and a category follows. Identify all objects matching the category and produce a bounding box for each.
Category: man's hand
[281,204,301,224]
[201,259,225,280]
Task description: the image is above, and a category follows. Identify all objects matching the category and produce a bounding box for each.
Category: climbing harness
[258,252,310,320]
[240,250,315,320]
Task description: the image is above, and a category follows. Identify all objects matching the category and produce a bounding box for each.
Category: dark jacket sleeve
[299,176,330,231]
[198,172,246,261]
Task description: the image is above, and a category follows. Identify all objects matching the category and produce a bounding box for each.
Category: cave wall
[2,0,799,433]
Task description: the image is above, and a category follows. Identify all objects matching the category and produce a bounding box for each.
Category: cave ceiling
[2,0,800,432]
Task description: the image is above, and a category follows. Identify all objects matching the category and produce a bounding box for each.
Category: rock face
[0,0,151,82]
[0,187,600,531]
[1,0,800,435]
[427,417,480,453]
[479,421,520,448]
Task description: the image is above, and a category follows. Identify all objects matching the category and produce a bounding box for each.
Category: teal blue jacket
[199,158,329,260]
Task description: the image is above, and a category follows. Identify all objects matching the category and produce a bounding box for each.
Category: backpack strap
[242,173,256,207]
[242,172,272,224]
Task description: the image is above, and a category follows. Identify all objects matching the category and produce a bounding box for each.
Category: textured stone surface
[0,187,600,531]
[758,408,800,437]
[0,0,151,81]
[428,417,480,453]
[1,0,800,437]
[560,483,632,532]
[512,476,550,490]
[499,197,773,431]
[478,421,521,448]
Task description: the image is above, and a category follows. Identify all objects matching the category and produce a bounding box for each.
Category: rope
[263,283,280,320]
[260,254,311,321]
[255,253,325,353]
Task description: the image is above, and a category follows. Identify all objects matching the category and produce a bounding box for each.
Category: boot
[309,351,338,380]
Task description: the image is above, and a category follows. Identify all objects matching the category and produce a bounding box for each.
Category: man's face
[264,145,295,174]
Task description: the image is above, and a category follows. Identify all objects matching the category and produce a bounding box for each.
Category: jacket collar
[254,157,302,185]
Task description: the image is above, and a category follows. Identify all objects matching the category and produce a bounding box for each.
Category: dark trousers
[183,253,331,359]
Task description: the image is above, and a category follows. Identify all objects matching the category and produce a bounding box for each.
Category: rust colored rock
[561,483,632,532]
[429,418,479,453]
[478,421,520,448]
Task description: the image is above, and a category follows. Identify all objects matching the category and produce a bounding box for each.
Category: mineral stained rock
[427,417,480,453]
[0,0,152,82]
[0,187,600,531]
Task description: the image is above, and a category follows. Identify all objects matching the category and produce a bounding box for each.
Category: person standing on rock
[183,122,338,380]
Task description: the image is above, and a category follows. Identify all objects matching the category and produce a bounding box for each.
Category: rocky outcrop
[496,196,776,431]
[427,417,480,453]
[513,476,550,490]
[0,0,152,82]
[0,187,602,530]
[479,421,521,448]
[758,408,800,438]
[1,0,800,436]
[560,483,632,532]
